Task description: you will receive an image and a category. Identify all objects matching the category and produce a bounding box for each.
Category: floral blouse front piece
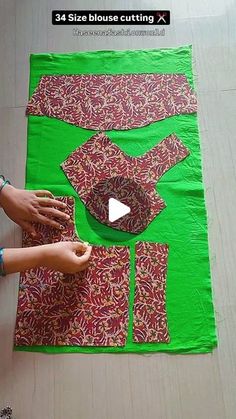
[14,197,130,347]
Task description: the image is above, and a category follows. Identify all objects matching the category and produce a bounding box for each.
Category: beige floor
[0,1,236,418]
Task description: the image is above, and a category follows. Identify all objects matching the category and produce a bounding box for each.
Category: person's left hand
[0,185,70,236]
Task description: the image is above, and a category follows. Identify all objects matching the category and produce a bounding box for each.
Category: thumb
[19,220,37,237]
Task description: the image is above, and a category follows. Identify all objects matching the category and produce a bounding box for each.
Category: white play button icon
[87,176,152,234]
[108,198,131,223]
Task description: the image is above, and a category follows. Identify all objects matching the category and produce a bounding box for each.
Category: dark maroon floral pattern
[14,197,130,347]
[19,196,79,246]
[133,242,170,343]
[61,133,189,233]
[26,74,197,130]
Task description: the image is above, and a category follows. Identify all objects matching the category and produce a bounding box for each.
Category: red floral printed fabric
[14,197,130,347]
[26,74,197,130]
[133,242,170,343]
[61,133,189,233]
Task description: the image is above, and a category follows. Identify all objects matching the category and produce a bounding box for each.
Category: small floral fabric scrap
[14,197,130,347]
[61,132,189,233]
[26,73,197,130]
[133,242,170,343]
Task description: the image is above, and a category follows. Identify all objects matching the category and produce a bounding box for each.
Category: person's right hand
[41,241,92,273]
[3,242,92,275]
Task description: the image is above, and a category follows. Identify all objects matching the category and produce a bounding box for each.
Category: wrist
[36,244,47,267]
[38,244,51,268]
[0,248,6,276]
[0,184,15,207]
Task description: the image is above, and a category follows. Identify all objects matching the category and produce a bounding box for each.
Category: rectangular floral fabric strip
[14,197,130,347]
[133,242,170,343]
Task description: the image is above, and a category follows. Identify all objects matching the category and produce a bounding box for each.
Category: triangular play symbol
[108,198,131,223]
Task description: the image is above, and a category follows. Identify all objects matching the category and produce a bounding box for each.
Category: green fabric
[15,45,217,354]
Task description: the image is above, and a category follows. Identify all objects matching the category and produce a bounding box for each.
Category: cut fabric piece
[133,242,170,343]
[14,197,130,347]
[26,74,197,130]
[61,132,189,233]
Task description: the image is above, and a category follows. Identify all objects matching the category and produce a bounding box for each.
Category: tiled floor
[0,1,236,418]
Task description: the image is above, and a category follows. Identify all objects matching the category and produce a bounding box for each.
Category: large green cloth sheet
[15,45,217,354]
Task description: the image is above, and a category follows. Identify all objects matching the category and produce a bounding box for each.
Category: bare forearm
[1,242,92,275]
[3,247,43,274]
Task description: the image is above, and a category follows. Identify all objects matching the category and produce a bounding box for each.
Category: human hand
[3,242,92,274]
[0,185,69,235]
[41,241,92,273]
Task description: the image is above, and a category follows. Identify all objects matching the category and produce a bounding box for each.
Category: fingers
[19,220,37,237]
[34,190,54,198]
[70,245,92,273]
[72,241,89,253]
[37,197,67,209]
[39,206,70,221]
[36,214,61,230]
[74,245,92,265]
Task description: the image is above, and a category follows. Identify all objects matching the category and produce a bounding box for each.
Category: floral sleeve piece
[61,133,189,234]
[26,74,197,130]
[136,133,189,182]
[133,242,170,343]
[14,197,130,347]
